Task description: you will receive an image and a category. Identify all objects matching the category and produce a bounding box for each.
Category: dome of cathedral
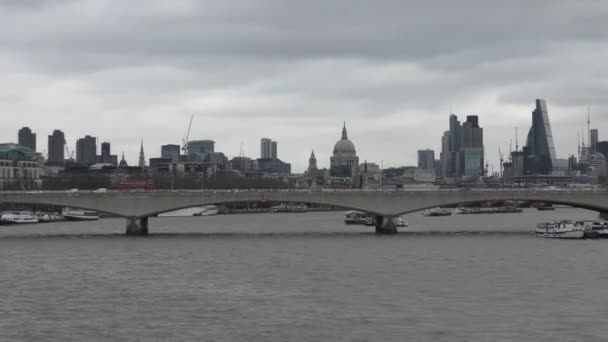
[333,124,356,156]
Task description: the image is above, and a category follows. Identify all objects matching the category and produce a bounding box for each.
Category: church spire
[308,149,318,171]
[341,122,348,140]
[138,140,145,169]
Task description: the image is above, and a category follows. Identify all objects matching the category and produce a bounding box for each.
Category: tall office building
[76,135,97,164]
[417,149,435,171]
[459,115,484,177]
[47,130,65,162]
[448,115,461,177]
[271,141,278,159]
[591,129,599,153]
[18,127,36,152]
[523,99,557,175]
[101,142,111,161]
[261,138,278,159]
[440,131,450,178]
[441,114,484,178]
[161,144,181,163]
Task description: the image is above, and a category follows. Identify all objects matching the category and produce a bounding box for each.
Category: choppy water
[2,208,608,341]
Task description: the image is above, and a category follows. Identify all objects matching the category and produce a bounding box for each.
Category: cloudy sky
[1,0,607,172]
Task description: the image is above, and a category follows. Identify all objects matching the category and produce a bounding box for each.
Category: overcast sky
[1,0,607,172]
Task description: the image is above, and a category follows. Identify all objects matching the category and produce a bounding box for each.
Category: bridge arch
[0,198,126,218]
[392,198,608,216]
[142,199,383,218]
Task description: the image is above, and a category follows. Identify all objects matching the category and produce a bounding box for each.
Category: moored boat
[535,220,585,239]
[62,208,99,221]
[158,207,205,217]
[394,217,408,227]
[423,208,451,217]
[344,211,373,225]
[201,205,219,216]
[1,211,39,224]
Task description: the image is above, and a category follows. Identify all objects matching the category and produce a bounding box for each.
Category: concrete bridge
[1,189,608,235]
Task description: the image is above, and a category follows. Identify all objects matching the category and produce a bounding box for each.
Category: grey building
[440,131,450,178]
[261,138,278,159]
[47,129,65,162]
[231,156,257,173]
[18,127,36,152]
[161,144,180,163]
[591,129,599,153]
[523,99,557,175]
[76,135,97,164]
[460,115,484,177]
[188,140,215,154]
[257,158,291,175]
[100,141,117,165]
[417,149,435,172]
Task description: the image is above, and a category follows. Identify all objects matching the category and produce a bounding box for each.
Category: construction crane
[498,147,504,179]
[182,114,194,155]
[65,145,75,161]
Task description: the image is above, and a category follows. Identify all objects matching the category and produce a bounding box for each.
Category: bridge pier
[126,217,149,236]
[375,215,398,235]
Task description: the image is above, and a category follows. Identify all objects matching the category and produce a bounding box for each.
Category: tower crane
[182,114,194,156]
[498,147,504,179]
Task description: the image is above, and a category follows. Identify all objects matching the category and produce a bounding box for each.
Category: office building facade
[76,135,97,164]
[47,130,65,162]
[523,99,556,175]
[18,127,36,152]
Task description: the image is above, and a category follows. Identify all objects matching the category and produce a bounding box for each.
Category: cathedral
[330,123,359,186]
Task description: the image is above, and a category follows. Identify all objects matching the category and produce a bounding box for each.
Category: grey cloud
[0,0,607,171]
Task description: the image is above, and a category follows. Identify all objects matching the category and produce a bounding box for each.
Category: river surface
[2,208,608,341]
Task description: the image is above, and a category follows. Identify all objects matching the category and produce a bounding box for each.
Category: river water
[2,208,608,341]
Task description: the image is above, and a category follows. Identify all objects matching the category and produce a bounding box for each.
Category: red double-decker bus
[115,181,154,192]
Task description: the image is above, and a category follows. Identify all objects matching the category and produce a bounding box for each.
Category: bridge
[1,189,608,235]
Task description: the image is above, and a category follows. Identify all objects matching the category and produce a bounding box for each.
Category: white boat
[536,220,585,239]
[62,208,99,221]
[158,207,205,217]
[201,205,219,216]
[35,211,63,223]
[393,217,408,227]
[344,210,372,225]
[1,211,39,224]
[422,208,452,217]
[577,220,608,238]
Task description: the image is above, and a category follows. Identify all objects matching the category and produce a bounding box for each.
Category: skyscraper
[591,129,599,153]
[18,127,36,152]
[76,135,97,164]
[271,141,278,159]
[523,99,557,175]
[459,115,484,177]
[440,131,450,178]
[417,149,435,171]
[101,142,111,161]
[260,138,278,159]
[47,129,65,162]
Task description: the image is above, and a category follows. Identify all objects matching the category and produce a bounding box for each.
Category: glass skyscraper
[523,99,557,175]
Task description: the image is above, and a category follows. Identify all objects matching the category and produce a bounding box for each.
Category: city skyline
[1,1,607,172]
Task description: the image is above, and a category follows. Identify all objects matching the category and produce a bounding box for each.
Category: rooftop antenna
[577,131,581,157]
[515,127,519,152]
[587,105,591,149]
